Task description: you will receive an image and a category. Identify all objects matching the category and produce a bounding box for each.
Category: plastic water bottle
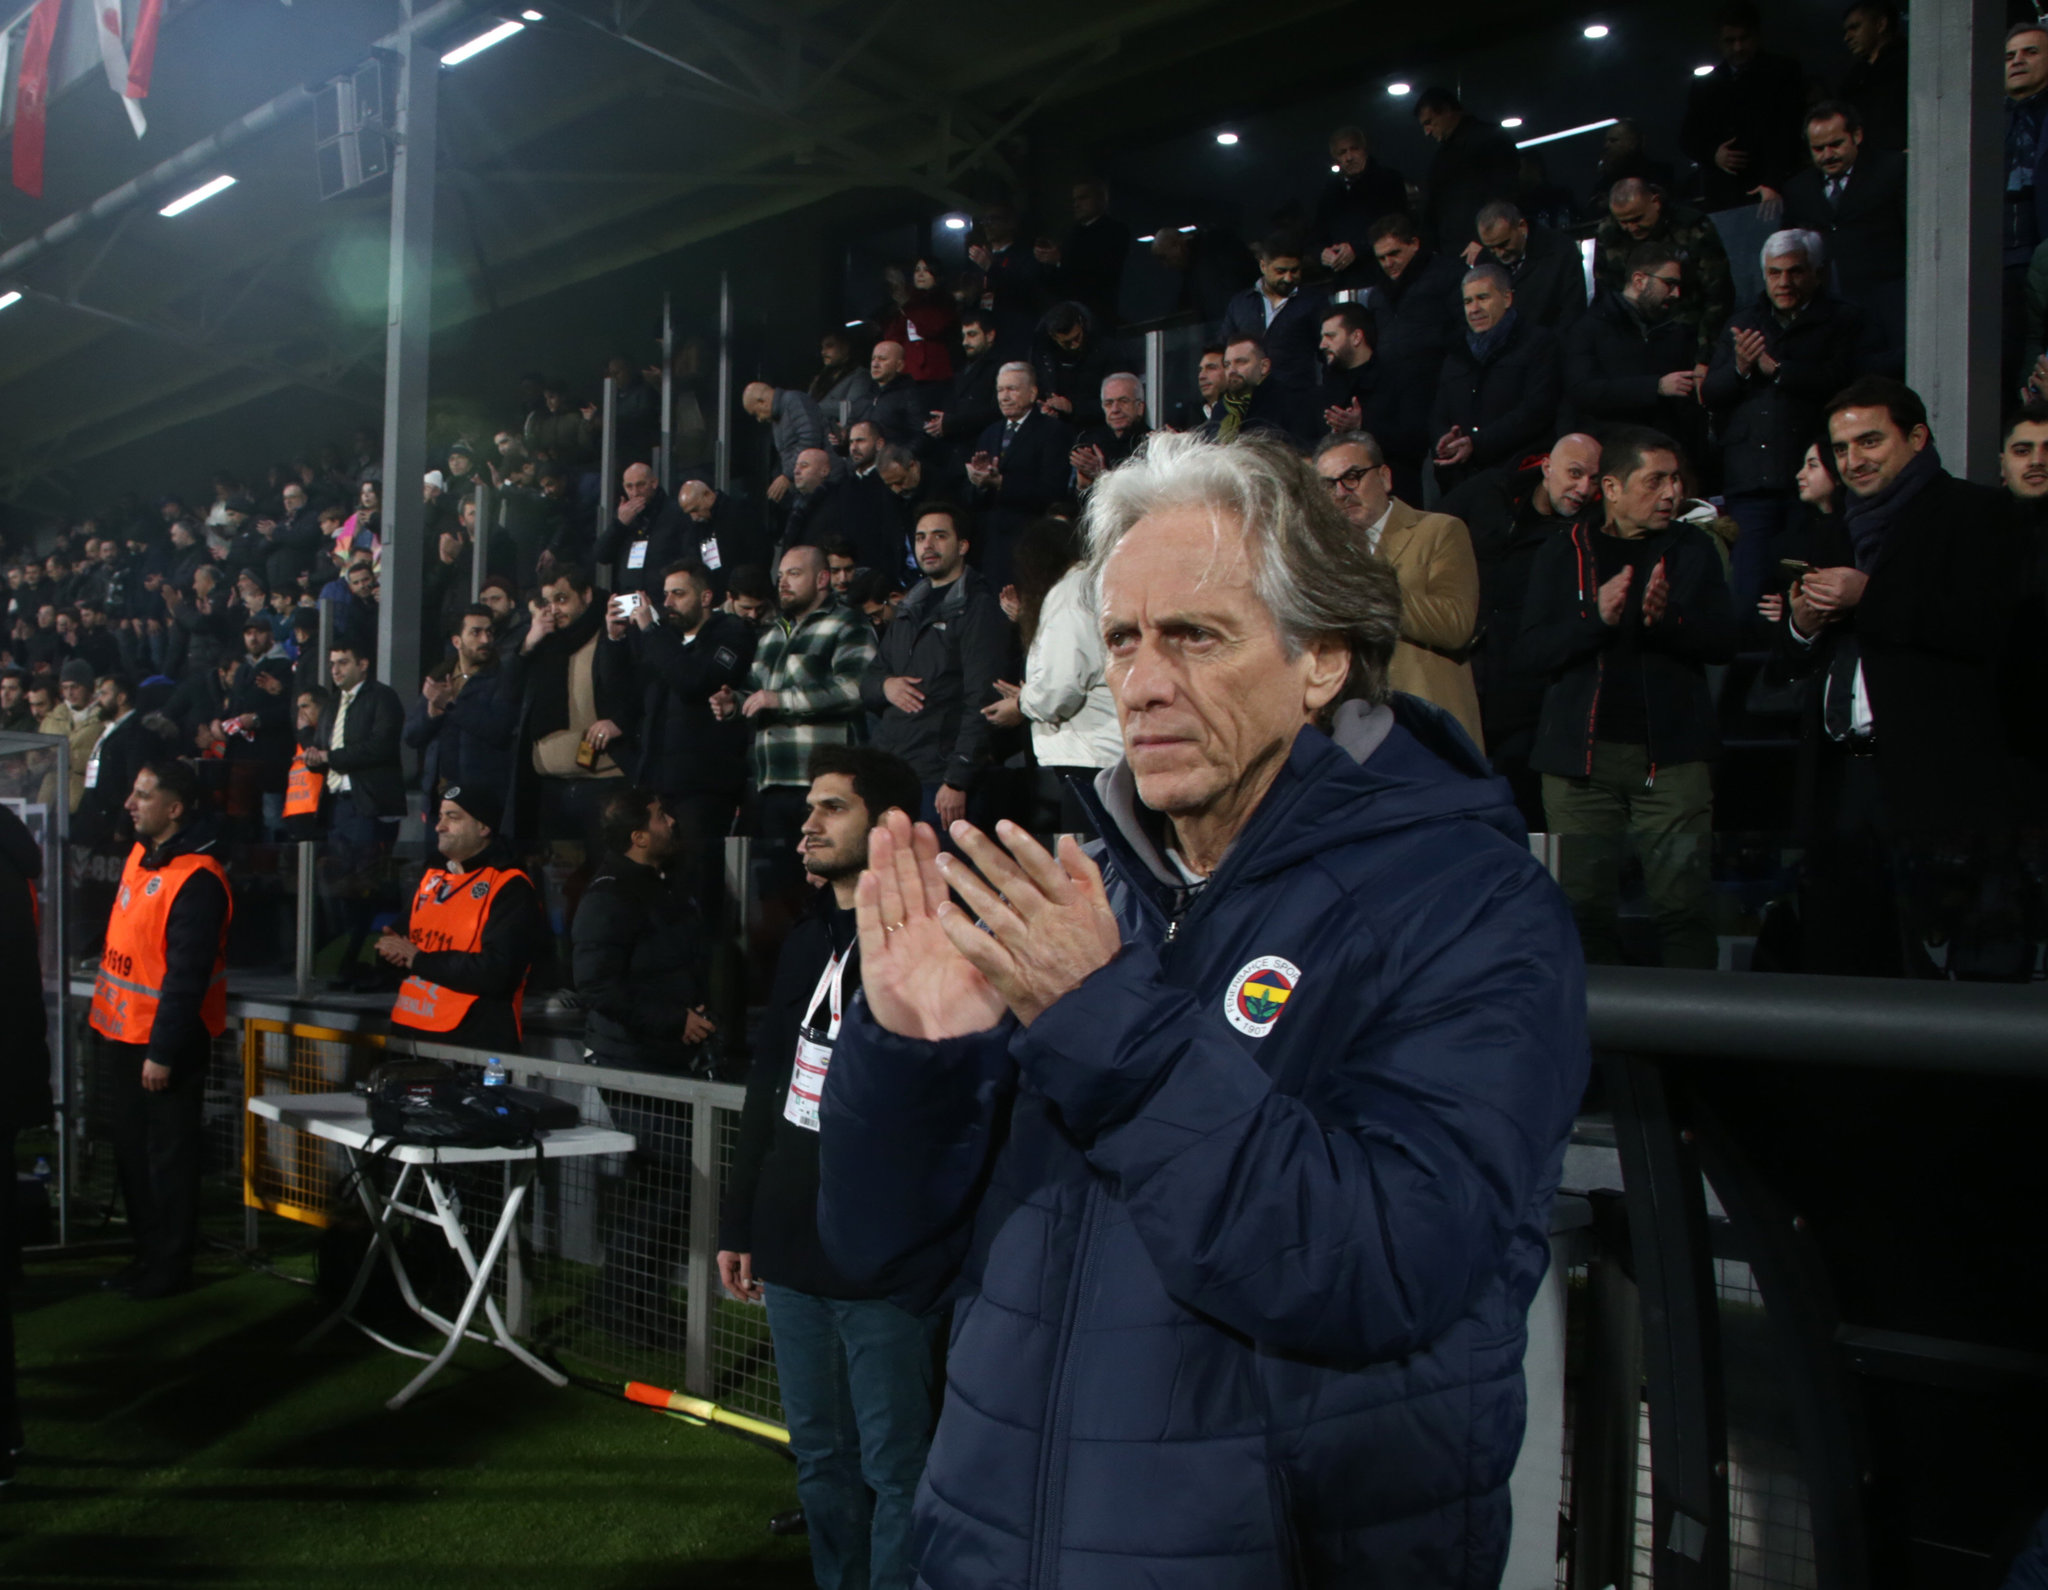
[483,1058,508,1087]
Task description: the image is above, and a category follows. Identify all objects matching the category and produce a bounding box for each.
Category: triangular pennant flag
[125,0,160,98]
[96,1,145,138]
[12,0,65,198]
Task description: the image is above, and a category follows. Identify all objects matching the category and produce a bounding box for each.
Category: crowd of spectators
[0,0,2041,1005]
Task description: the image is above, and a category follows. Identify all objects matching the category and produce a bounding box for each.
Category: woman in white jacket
[983,517,1123,834]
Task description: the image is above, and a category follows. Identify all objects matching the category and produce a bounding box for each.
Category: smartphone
[1778,558,1814,575]
[608,593,638,622]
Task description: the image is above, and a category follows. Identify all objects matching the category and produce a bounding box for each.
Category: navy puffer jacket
[819,697,1589,1589]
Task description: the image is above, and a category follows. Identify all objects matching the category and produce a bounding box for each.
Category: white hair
[997,361,1035,381]
[1101,372,1146,402]
[1761,228,1826,272]
[1082,430,1400,712]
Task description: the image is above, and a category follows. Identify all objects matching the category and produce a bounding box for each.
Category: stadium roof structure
[0,0,1567,509]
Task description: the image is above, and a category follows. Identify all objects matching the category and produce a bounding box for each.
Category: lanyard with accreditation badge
[783,945,851,1133]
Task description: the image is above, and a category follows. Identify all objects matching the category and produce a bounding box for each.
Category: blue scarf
[1840,442,1940,571]
[1465,307,1519,364]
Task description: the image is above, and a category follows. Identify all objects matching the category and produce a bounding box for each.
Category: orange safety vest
[89,843,232,1045]
[283,748,324,817]
[390,863,528,1037]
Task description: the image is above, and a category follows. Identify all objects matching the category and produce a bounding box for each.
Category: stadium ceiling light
[1694,63,1715,76]
[1330,163,1340,172]
[1583,24,1610,39]
[1136,234,1156,243]
[158,174,237,216]
[521,8,543,18]
[844,319,864,328]
[1501,117,1524,129]
[1386,81,1411,96]
[0,291,20,311]
[1515,116,1619,149]
[1215,131,1240,146]
[441,19,524,66]
[941,215,968,231]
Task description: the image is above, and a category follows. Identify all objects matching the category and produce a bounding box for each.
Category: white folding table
[248,1091,636,1410]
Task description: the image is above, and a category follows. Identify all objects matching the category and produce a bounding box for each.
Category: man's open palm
[856,811,1005,1041]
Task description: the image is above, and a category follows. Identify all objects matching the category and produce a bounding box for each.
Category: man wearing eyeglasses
[1313,430,1483,748]
[1563,242,1708,465]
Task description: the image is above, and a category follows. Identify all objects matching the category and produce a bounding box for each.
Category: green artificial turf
[0,1236,813,1588]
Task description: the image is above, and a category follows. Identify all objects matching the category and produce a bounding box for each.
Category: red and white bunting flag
[125,0,159,98]
[12,0,65,198]
[96,1,145,137]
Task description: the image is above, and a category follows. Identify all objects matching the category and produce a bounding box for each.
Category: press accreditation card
[783,949,848,1133]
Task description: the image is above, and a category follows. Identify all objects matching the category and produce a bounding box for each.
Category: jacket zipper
[1030,1180,1105,1590]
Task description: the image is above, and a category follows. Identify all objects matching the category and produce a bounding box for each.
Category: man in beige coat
[1313,432,1484,747]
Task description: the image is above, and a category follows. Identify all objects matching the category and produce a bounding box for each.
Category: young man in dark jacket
[820,433,1586,1589]
[403,605,516,821]
[377,784,539,1054]
[1516,425,1737,968]
[717,745,931,1590]
[573,787,715,1071]
[1563,243,1705,459]
[859,504,1009,830]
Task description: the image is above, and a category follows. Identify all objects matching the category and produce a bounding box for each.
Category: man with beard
[861,504,1007,829]
[925,307,1003,483]
[717,745,933,1590]
[721,545,877,895]
[377,784,540,1052]
[1220,232,1329,399]
[1564,243,1706,460]
[1320,303,1429,504]
[1470,201,1587,332]
[2000,407,2048,820]
[1203,335,1317,450]
[1166,343,1227,433]
[1441,433,1604,826]
[604,560,758,894]
[405,605,516,821]
[501,566,636,849]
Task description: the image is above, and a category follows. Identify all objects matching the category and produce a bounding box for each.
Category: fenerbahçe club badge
[1225,956,1300,1037]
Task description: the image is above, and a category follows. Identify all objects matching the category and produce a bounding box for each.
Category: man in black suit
[1471,202,1587,332]
[1313,125,1407,289]
[1040,178,1132,326]
[1364,214,1465,408]
[1429,263,1564,492]
[304,638,406,985]
[965,362,1074,585]
[777,449,852,557]
[1780,101,1907,361]
[1772,377,2029,973]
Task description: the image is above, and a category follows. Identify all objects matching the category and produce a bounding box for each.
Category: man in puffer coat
[819,431,1588,1588]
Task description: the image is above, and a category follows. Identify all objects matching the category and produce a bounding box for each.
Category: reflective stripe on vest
[390,863,527,1037]
[89,843,233,1045]
[283,749,324,817]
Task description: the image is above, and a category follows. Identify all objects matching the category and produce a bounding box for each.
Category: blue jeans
[763,1285,937,1590]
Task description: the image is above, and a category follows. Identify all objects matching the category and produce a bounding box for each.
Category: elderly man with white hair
[819,431,1587,1588]
[1702,226,1881,605]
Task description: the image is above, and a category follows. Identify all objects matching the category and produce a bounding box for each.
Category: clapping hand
[856,811,1006,1040]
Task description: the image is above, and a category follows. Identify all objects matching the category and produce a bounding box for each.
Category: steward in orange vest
[376,783,539,1052]
[87,759,232,1301]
